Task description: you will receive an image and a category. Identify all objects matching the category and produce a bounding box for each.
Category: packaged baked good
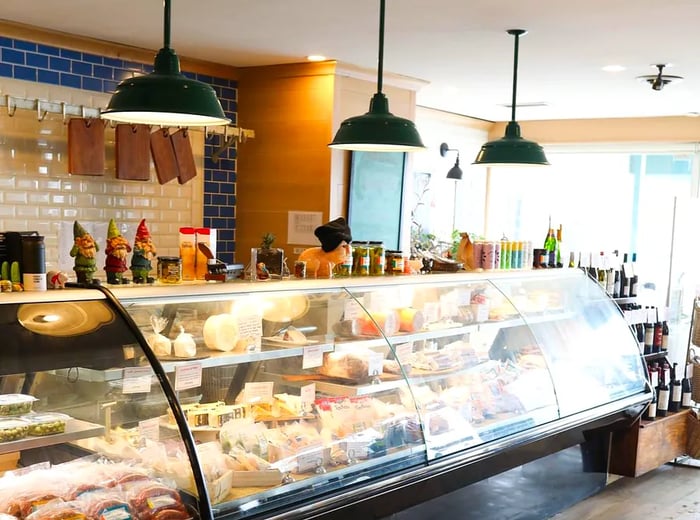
[319,348,384,382]
[24,501,84,520]
[22,413,69,436]
[0,418,30,442]
[0,395,37,416]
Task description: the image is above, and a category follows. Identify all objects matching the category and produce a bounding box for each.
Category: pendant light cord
[376,0,385,95]
[163,0,171,49]
[510,31,519,123]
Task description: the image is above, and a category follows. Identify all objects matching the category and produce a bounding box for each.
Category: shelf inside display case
[0,418,104,456]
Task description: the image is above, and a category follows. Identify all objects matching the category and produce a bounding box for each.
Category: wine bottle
[555,225,563,268]
[649,361,660,388]
[629,252,639,297]
[636,321,645,354]
[657,369,670,417]
[619,253,630,298]
[644,392,657,421]
[643,307,654,356]
[669,362,682,412]
[597,252,607,290]
[662,320,669,351]
[611,251,621,298]
[653,308,662,354]
[682,364,693,409]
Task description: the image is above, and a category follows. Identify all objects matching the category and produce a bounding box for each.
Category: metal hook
[37,100,48,122]
[61,102,68,124]
[80,105,86,119]
[6,96,16,117]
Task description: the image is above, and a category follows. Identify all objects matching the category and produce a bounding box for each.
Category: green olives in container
[0,394,37,416]
[0,418,30,442]
[22,412,69,436]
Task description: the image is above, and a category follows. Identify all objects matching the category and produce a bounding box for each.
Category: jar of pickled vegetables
[352,241,369,276]
[333,244,354,277]
[385,250,404,275]
[368,241,385,276]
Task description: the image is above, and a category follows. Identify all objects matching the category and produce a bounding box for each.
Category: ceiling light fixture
[473,29,549,167]
[328,0,425,152]
[637,64,683,91]
[101,0,229,127]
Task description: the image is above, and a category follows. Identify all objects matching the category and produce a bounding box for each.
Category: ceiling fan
[637,64,683,91]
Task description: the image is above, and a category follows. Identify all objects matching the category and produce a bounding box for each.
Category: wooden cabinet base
[610,409,689,477]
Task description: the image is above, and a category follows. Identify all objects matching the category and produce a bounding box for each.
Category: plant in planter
[255,232,285,276]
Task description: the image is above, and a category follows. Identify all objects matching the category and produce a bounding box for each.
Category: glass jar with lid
[368,241,385,276]
[351,241,369,276]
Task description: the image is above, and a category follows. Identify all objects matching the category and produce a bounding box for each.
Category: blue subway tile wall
[0,35,238,262]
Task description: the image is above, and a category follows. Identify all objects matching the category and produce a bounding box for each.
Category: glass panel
[344,279,559,460]
[119,286,427,520]
[0,296,198,517]
[492,271,648,416]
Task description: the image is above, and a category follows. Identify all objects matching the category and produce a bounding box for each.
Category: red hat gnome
[70,220,99,284]
[130,218,157,284]
[104,218,131,284]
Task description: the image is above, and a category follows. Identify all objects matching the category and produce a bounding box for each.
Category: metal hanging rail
[0,94,255,140]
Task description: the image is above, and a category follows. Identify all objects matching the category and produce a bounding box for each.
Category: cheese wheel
[203,314,239,351]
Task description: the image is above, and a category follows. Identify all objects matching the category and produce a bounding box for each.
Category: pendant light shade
[473,29,548,167]
[329,0,425,152]
[101,0,229,127]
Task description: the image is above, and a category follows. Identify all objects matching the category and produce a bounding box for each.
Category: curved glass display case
[0,269,649,520]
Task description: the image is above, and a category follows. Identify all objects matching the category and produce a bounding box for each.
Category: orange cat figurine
[297,217,352,279]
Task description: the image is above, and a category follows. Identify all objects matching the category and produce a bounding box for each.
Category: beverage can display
[482,241,496,270]
[473,241,483,270]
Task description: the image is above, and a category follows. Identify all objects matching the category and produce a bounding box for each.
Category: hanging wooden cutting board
[150,128,179,184]
[67,118,105,175]
[171,128,198,185]
[115,124,151,181]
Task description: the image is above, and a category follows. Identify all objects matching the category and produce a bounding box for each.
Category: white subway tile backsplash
[40,208,61,218]
[16,206,39,217]
[0,207,15,217]
[16,179,39,191]
[28,192,50,204]
[5,192,28,204]
[62,208,79,218]
[132,197,151,208]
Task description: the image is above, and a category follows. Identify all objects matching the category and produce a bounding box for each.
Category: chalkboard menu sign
[347,151,406,250]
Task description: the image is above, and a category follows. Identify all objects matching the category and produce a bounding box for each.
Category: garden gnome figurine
[104,218,131,284]
[70,220,99,284]
[130,218,156,283]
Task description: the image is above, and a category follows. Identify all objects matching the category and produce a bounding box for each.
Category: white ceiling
[2,0,700,122]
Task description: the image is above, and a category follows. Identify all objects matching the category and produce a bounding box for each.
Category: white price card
[138,417,160,442]
[174,363,202,391]
[236,314,263,353]
[122,367,152,394]
[303,344,324,369]
[439,293,459,318]
[367,352,384,377]
[344,299,364,320]
[423,301,440,324]
[456,289,472,306]
[301,383,316,409]
[394,342,413,363]
[245,381,274,404]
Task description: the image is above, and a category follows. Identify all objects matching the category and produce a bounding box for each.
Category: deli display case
[0,269,650,520]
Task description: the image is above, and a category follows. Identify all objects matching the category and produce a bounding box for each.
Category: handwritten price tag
[122,367,152,394]
[174,363,202,391]
[303,344,324,369]
[138,417,160,442]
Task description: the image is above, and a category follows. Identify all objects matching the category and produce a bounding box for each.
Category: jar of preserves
[385,250,404,275]
[368,241,385,276]
[157,256,182,284]
[352,241,369,276]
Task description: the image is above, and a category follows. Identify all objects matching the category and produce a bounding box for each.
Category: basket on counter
[686,409,700,459]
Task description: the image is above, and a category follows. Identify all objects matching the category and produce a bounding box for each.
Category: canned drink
[500,240,509,269]
[473,241,483,269]
[482,241,496,270]
[494,241,501,270]
[294,260,307,278]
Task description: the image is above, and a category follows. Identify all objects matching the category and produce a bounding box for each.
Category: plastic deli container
[22,412,69,436]
[0,417,31,442]
[0,394,37,416]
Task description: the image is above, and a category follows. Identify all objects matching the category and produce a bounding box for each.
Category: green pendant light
[473,29,549,167]
[101,0,229,127]
[328,0,425,152]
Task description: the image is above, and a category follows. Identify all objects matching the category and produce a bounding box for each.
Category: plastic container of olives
[22,412,69,436]
[0,418,30,442]
[0,394,37,416]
